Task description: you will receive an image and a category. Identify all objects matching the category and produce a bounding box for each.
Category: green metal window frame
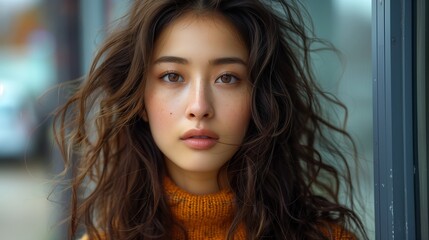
[373,0,418,239]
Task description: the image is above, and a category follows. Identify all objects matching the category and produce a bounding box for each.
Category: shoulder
[79,235,89,240]
[320,224,356,240]
[78,234,106,240]
[79,225,355,240]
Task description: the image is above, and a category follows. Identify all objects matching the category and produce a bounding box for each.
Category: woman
[54,0,368,239]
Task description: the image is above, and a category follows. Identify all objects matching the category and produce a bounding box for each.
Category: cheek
[219,93,252,136]
[144,90,172,126]
[146,103,175,124]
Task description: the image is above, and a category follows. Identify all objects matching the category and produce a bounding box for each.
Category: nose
[185,80,214,120]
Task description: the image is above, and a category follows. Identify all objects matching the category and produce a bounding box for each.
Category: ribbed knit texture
[164,177,246,239]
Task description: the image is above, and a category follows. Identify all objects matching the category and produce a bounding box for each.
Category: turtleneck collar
[164,177,246,239]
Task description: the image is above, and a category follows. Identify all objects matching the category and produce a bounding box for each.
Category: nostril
[188,112,210,118]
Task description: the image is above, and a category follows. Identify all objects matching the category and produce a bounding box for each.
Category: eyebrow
[153,56,247,66]
[209,57,247,66]
[153,56,188,65]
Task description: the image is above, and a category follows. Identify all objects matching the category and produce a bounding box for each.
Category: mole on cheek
[170,112,173,116]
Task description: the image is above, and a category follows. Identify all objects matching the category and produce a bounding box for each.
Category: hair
[53,0,368,239]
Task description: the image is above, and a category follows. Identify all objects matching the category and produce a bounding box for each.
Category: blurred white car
[0,80,38,158]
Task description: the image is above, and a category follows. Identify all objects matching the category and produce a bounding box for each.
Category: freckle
[170,112,173,115]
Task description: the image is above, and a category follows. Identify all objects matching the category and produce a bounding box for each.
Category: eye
[215,74,239,84]
[161,72,184,82]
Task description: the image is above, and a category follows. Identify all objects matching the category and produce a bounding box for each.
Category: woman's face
[144,12,251,193]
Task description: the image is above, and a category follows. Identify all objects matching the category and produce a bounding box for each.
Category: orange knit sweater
[80,178,355,239]
[164,178,355,240]
[164,177,246,239]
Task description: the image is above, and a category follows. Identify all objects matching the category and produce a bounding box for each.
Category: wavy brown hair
[53,0,368,239]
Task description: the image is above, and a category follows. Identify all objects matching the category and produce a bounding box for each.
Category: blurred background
[0,0,373,239]
[0,1,129,239]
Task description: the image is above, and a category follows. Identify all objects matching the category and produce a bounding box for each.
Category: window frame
[373,0,418,239]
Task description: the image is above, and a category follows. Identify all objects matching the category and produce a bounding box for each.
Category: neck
[165,161,228,195]
[168,170,222,195]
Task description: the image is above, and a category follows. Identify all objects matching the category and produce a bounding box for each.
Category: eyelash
[159,71,240,84]
[215,73,240,84]
[160,71,184,83]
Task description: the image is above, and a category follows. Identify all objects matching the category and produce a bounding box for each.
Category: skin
[144,12,251,195]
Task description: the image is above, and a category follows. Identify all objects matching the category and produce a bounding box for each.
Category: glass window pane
[307,0,374,239]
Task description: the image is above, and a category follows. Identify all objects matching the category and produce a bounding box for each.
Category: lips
[180,129,219,150]
[180,129,219,140]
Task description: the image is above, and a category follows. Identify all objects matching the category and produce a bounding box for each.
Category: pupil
[169,74,178,82]
[222,75,230,83]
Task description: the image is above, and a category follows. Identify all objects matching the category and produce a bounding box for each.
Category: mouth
[180,129,219,140]
[187,136,213,139]
[180,129,219,150]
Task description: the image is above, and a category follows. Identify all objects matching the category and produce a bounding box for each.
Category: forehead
[151,12,248,61]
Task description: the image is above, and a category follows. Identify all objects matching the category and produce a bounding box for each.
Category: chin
[166,156,229,175]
